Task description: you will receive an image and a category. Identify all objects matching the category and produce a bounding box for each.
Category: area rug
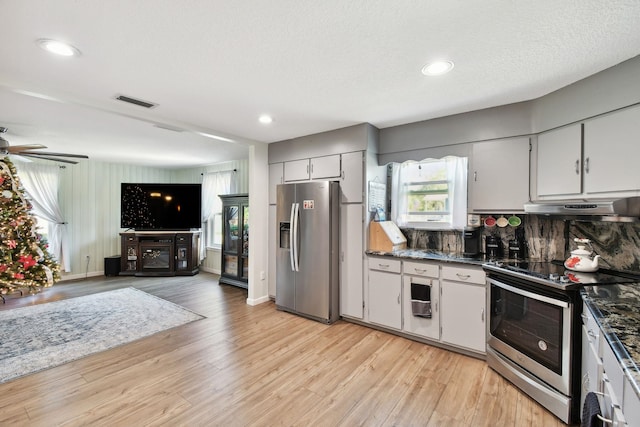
[0,287,204,384]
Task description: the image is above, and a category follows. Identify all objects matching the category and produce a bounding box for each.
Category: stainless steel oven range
[483,261,636,424]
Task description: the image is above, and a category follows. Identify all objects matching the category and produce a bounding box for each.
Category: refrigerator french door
[275,181,339,324]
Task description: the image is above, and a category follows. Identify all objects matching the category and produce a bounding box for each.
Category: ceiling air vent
[114,94,157,109]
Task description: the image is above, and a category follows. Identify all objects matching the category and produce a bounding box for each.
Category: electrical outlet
[260,271,265,280]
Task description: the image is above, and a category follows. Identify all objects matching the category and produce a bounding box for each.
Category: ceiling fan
[0,126,88,164]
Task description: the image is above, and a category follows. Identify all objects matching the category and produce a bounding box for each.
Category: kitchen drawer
[602,341,624,406]
[368,257,401,274]
[441,265,485,285]
[581,306,601,356]
[403,261,439,278]
[623,376,640,425]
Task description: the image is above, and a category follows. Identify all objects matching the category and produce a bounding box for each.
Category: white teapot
[564,238,600,272]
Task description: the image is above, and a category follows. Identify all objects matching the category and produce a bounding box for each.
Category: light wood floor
[0,273,568,426]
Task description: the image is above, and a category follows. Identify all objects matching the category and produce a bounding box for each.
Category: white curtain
[448,156,468,229]
[201,170,235,260]
[391,156,467,230]
[390,161,408,226]
[15,162,70,272]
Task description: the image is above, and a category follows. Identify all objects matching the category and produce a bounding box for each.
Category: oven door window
[490,283,563,375]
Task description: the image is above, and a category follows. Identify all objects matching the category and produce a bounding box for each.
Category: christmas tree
[0,157,60,298]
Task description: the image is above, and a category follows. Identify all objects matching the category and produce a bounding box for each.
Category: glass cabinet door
[219,194,249,288]
[242,205,249,255]
[224,205,239,253]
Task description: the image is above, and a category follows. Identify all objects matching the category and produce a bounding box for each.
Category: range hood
[524,197,640,221]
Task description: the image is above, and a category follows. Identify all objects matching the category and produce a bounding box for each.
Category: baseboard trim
[200,266,221,275]
[60,271,106,282]
[246,295,270,306]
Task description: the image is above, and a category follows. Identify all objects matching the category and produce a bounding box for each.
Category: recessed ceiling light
[421,60,454,76]
[37,38,81,57]
[259,115,273,124]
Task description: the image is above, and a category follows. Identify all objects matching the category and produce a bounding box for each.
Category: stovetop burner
[483,260,640,289]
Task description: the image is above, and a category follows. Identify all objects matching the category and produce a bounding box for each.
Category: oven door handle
[488,278,570,308]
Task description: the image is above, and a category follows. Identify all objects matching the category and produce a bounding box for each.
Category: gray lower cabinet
[367,258,402,330]
[403,261,439,340]
[440,265,486,353]
[366,257,486,355]
[340,203,364,319]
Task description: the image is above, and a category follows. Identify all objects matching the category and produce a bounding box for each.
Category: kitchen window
[391,157,468,230]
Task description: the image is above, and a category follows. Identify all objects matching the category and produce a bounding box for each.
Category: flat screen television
[120,183,202,230]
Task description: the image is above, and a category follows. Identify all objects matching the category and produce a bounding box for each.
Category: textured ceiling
[1,0,640,167]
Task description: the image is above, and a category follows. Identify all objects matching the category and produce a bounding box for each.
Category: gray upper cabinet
[536,124,583,197]
[268,162,284,205]
[283,158,311,182]
[536,105,640,198]
[469,137,530,212]
[283,154,341,182]
[310,154,341,179]
[340,151,364,203]
[583,105,640,195]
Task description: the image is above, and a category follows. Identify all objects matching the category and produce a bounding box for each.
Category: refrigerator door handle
[292,202,300,272]
[289,203,296,272]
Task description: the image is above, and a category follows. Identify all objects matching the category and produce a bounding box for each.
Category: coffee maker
[485,235,502,259]
[508,228,526,259]
[508,239,525,259]
[463,227,481,256]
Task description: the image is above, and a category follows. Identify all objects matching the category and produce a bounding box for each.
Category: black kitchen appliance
[485,235,501,258]
[508,239,524,259]
[463,227,481,256]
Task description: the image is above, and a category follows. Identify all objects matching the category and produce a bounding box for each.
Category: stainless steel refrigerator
[276,180,340,324]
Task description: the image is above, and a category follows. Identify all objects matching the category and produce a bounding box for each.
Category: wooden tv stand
[119,231,200,277]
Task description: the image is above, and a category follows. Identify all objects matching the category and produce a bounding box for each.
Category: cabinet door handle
[397,294,400,304]
[575,159,580,175]
[595,414,613,425]
[311,164,314,174]
[378,263,389,268]
[481,307,485,322]
[585,157,590,174]
[341,171,345,180]
[456,273,470,280]
[582,373,590,391]
[414,268,426,274]
[474,171,478,182]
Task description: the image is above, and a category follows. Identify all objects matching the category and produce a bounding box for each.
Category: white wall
[247,143,270,305]
[56,158,249,280]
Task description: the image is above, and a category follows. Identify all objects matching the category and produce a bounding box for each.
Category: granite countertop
[365,249,495,266]
[581,284,640,400]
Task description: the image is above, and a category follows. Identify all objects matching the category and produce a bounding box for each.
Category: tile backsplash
[400,215,640,273]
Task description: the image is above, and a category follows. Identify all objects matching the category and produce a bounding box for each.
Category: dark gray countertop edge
[365,249,490,266]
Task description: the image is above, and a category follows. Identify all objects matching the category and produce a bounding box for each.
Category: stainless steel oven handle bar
[488,278,570,308]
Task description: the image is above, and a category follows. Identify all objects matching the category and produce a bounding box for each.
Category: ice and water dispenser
[279,222,290,249]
